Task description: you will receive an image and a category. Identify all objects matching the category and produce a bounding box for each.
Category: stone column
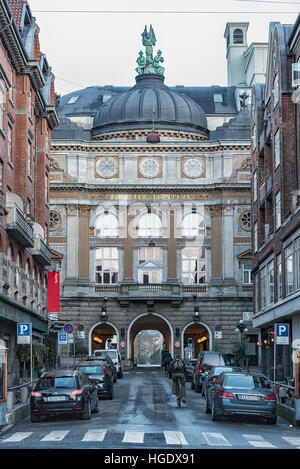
[167,209,177,280]
[123,208,134,280]
[222,204,234,280]
[66,204,78,278]
[209,205,223,280]
[78,205,91,279]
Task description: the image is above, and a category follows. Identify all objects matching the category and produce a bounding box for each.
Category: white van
[94,349,123,378]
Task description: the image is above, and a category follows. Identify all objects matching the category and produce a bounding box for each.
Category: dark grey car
[202,366,244,397]
[192,351,225,393]
[206,372,277,424]
[184,358,197,381]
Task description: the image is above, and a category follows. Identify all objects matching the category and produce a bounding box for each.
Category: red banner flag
[48,271,60,312]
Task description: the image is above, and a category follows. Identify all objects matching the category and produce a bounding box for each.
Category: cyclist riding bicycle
[162,350,172,375]
[169,354,186,403]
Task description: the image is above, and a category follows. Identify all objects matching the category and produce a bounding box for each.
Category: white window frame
[274,129,280,169]
[181,246,206,285]
[254,222,258,252]
[95,247,119,285]
[273,74,279,107]
[95,213,119,238]
[253,170,257,202]
[275,191,281,230]
[242,264,252,285]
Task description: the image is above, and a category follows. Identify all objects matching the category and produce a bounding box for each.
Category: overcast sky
[27,0,299,96]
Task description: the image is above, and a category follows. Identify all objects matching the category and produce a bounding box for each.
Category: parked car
[85,355,117,383]
[222,354,240,366]
[30,369,99,422]
[94,349,123,378]
[202,366,244,398]
[184,358,197,381]
[205,372,277,424]
[192,351,225,393]
[76,359,114,400]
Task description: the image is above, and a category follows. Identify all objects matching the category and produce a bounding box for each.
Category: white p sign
[17,323,31,344]
[275,323,289,345]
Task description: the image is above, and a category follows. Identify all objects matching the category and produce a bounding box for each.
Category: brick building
[0,0,58,393]
[251,15,300,380]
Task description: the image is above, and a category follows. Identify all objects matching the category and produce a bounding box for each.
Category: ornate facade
[49,26,256,365]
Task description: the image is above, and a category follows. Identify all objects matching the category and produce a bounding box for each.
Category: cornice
[50,182,251,193]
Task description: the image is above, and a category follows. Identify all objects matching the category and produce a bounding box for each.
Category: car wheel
[205,398,211,414]
[92,398,100,413]
[31,413,40,423]
[267,415,277,425]
[191,380,195,390]
[211,401,221,421]
[81,399,92,420]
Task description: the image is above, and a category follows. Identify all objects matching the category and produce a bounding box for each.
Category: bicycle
[174,376,183,408]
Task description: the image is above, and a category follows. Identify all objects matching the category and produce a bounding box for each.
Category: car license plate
[239,395,260,401]
[46,396,67,402]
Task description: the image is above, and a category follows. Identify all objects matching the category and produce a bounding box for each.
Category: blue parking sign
[17,323,31,344]
[275,323,289,345]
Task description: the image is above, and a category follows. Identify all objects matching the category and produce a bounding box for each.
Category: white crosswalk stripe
[202,432,232,446]
[2,432,32,442]
[282,437,300,446]
[41,431,70,441]
[81,429,107,442]
[122,430,144,443]
[242,434,276,448]
[164,431,188,445]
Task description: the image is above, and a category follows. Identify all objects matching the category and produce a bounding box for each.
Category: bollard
[6,391,14,411]
[20,386,28,404]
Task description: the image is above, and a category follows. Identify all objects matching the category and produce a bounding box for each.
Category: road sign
[215,324,222,331]
[64,323,73,334]
[78,324,85,332]
[275,323,289,345]
[174,340,181,349]
[68,333,74,344]
[77,331,85,339]
[215,331,222,339]
[120,340,125,349]
[58,332,68,344]
[17,323,31,344]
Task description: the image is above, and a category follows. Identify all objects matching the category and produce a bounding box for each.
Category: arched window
[95,212,119,237]
[15,254,21,291]
[25,261,31,299]
[137,213,162,237]
[181,213,206,237]
[233,28,244,44]
[7,246,12,289]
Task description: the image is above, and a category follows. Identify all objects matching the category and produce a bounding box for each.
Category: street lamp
[193,307,200,323]
[101,297,108,322]
[235,319,248,335]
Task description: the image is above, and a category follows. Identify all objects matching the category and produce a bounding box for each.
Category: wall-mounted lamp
[193,307,200,323]
[101,297,108,321]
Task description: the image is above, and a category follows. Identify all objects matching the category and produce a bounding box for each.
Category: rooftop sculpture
[136,25,165,76]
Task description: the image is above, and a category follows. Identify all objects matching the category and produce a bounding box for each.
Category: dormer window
[233,28,244,44]
[213,93,223,103]
[273,74,279,107]
[67,96,79,104]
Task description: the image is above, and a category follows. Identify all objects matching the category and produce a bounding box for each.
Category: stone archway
[89,321,119,355]
[182,322,212,359]
[127,313,174,362]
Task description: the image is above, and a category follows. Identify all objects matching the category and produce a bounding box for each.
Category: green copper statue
[136,25,164,76]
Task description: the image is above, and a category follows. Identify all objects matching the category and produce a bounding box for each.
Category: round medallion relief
[49,211,62,231]
[95,157,118,178]
[139,157,160,178]
[182,157,204,178]
[238,210,251,231]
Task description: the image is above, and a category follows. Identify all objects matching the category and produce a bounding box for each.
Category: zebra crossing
[2,429,300,448]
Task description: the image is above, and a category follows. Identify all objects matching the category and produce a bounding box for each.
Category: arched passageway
[90,322,118,355]
[127,313,173,364]
[182,322,211,359]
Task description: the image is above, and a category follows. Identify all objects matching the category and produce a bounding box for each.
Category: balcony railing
[0,189,6,215]
[6,207,34,247]
[30,237,51,266]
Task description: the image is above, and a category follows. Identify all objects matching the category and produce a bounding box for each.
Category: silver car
[206,372,277,424]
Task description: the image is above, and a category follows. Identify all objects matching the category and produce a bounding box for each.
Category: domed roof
[91,74,208,138]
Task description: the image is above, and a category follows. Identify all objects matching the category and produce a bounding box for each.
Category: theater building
[49,25,259,365]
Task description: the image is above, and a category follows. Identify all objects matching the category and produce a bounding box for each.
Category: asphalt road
[1,367,300,451]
